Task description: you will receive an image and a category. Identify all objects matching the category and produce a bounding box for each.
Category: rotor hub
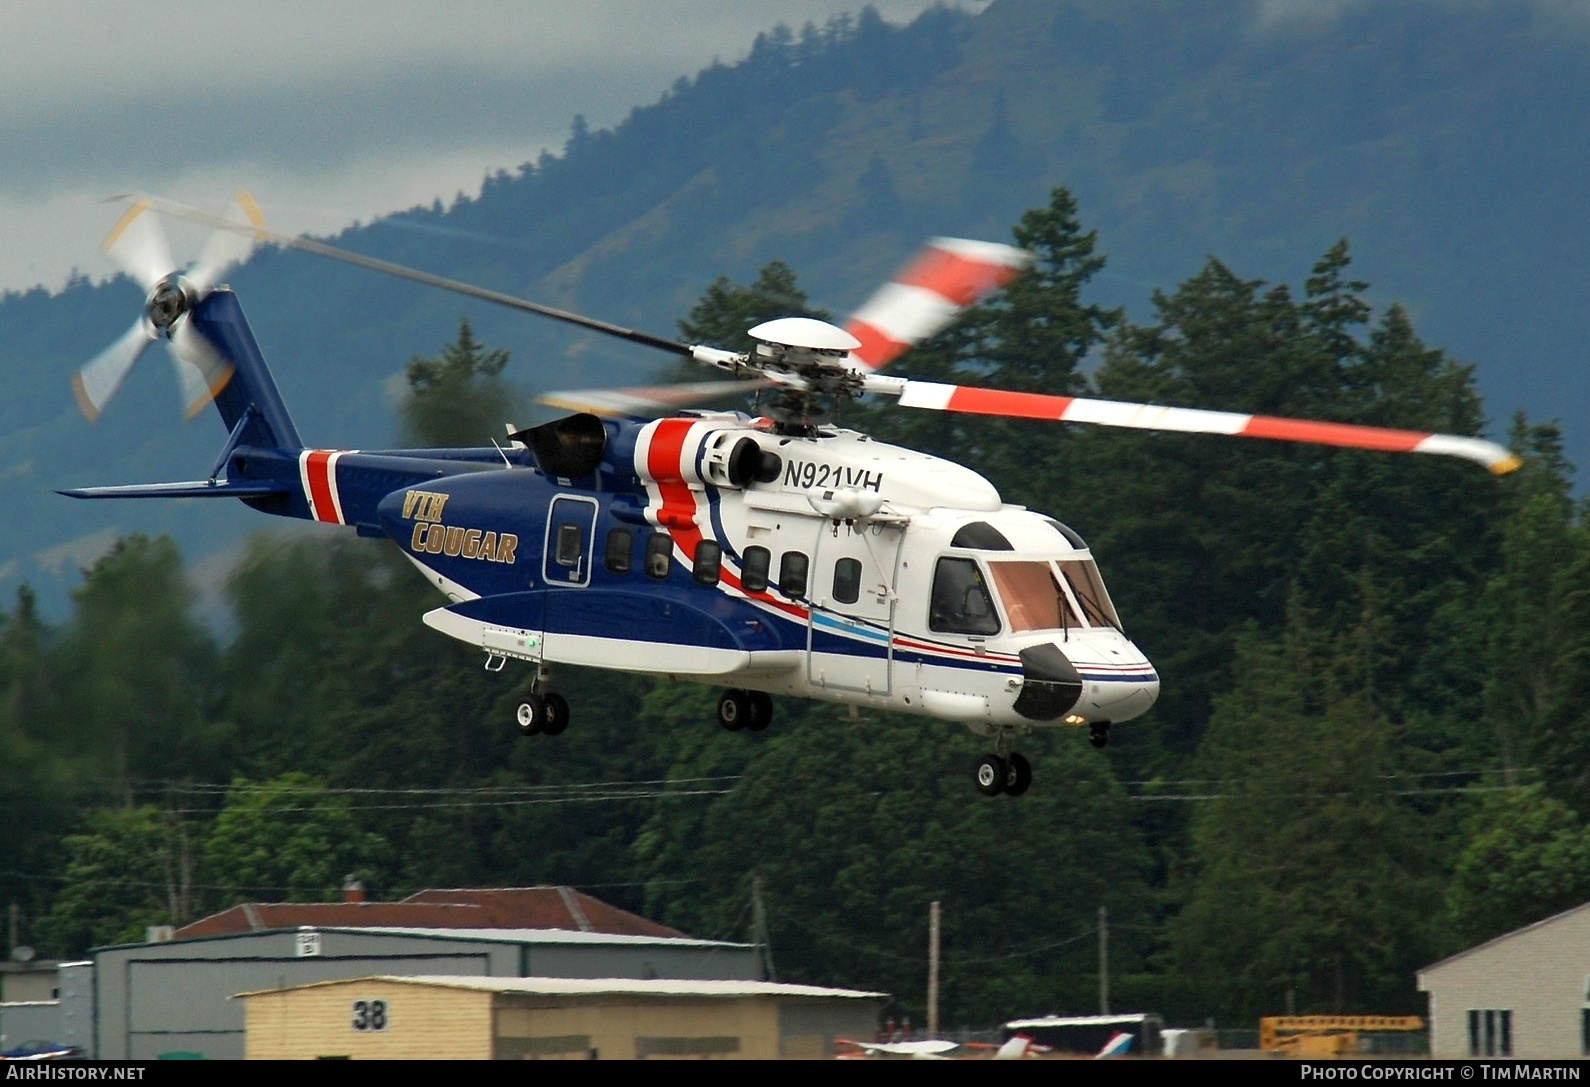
[145,275,194,336]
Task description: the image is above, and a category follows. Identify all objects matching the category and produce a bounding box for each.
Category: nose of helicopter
[1011,639,1160,724]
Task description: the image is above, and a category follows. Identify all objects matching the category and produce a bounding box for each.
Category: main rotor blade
[845,237,1032,372]
[870,378,1522,474]
[537,379,770,417]
[73,318,157,421]
[109,193,692,358]
[101,199,175,293]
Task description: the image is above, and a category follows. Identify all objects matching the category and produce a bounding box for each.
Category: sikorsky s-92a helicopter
[62,194,1521,796]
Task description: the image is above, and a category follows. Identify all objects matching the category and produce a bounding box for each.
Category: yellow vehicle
[1259,1016,1424,1058]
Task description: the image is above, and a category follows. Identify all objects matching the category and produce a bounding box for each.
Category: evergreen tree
[400,318,518,446]
[1170,620,1442,1018]
[676,260,829,354]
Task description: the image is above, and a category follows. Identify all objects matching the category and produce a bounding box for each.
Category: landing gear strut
[976,732,1033,797]
[514,668,569,738]
[718,689,773,732]
[1090,722,1111,749]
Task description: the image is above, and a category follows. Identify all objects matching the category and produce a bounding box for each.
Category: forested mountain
[5,0,1590,1029]
[4,0,1590,610]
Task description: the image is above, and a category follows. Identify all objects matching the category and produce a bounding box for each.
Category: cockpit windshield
[987,559,1121,632]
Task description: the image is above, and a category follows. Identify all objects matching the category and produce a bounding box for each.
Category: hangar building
[87,887,761,1060]
[239,975,885,1060]
[1418,900,1590,1058]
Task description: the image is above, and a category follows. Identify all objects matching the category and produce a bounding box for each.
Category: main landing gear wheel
[1005,752,1033,797]
[746,691,773,732]
[542,692,570,736]
[515,696,545,736]
[717,690,751,731]
[1090,723,1111,749]
[976,755,1007,797]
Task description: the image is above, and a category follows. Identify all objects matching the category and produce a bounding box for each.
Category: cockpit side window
[929,557,1001,636]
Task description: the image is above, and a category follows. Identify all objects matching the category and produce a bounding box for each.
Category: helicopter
[60,194,1521,797]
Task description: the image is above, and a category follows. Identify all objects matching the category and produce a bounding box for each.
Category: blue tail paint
[190,289,301,451]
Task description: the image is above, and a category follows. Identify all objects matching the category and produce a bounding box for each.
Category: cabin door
[806,519,904,696]
[543,495,599,588]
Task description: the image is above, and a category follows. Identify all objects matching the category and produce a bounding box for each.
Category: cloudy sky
[0,1,958,294]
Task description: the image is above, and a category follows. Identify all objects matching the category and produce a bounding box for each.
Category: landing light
[1063,714,1087,726]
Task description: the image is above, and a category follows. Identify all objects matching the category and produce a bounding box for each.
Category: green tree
[676,260,829,354]
[635,700,1153,1026]
[1170,621,1442,1018]
[52,535,224,795]
[401,317,518,446]
[202,774,391,902]
[34,806,197,954]
[1447,785,1590,947]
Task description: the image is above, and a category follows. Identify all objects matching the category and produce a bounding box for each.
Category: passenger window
[742,546,771,594]
[833,558,862,605]
[645,533,673,579]
[555,522,583,567]
[778,552,809,598]
[929,557,1000,636]
[604,528,632,575]
[694,541,723,587]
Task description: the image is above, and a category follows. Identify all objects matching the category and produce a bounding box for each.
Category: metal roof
[235,974,886,1001]
[1417,898,1590,980]
[342,926,749,949]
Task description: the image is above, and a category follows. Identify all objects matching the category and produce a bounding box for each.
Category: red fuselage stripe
[303,450,339,523]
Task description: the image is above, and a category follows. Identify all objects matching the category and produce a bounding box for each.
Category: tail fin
[188,288,301,451]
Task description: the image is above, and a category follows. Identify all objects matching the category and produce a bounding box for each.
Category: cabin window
[987,561,1079,633]
[645,533,673,579]
[832,558,862,605]
[604,528,632,575]
[694,541,723,587]
[929,557,1000,636]
[778,552,809,598]
[1059,560,1121,629]
[742,546,771,594]
[555,522,584,567]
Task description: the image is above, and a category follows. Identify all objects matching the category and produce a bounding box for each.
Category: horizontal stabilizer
[57,479,291,500]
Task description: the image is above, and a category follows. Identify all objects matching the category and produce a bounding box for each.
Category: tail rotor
[73,192,265,422]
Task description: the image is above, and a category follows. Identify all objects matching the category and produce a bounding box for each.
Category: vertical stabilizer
[188,288,302,451]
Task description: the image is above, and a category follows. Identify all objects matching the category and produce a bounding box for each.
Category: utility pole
[751,877,776,982]
[1098,905,1109,1016]
[927,901,941,1040]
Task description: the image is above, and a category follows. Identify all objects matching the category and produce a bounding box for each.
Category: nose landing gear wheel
[975,755,1007,796]
[542,692,570,736]
[1090,723,1111,749]
[1004,752,1033,796]
[746,691,773,732]
[717,689,751,731]
[515,696,545,736]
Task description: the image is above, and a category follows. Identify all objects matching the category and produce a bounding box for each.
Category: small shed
[238,975,886,1060]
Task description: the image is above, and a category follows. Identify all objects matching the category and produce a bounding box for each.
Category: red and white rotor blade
[885,380,1522,474]
[538,379,770,418]
[844,237,1032,372]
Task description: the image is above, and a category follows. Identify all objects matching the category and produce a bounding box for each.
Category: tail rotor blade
[102,199,176,292]
[844,238,1032,372]
[868,377,1523,474]
[73,319,157,421]
[187,190,267,295]
[169,321,235,420]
